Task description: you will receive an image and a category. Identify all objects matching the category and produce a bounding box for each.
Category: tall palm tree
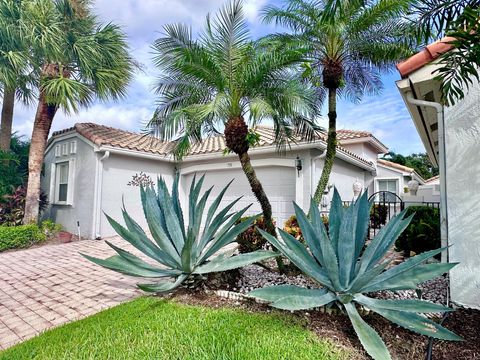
[0,0,35,151]
[22,0,134,223]
[263,0,413,203]
[148,0,319,241]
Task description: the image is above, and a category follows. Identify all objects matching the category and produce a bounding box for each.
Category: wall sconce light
[295,156,302,177]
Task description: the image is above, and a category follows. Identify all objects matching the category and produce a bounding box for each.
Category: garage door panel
[184,167,295,227]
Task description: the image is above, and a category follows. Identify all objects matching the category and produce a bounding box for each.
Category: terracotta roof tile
[397,37,455,78]
[377,159,414,173]
[50,123,375,167]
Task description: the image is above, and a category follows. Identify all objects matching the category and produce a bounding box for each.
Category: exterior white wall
[375,165,406,195]
[444,81,480,309]
[99,154,175,238]
[314,157,371,204]
[342,143,380,164]
[41,136,97,237]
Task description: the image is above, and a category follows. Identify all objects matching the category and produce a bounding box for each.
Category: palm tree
[148,0,319,241]
[0,0,35,151]
[263,0,413,203]
[22,0,134,223]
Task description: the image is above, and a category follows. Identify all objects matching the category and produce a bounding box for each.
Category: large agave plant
[83,175,277,292]
[250,190,462,360]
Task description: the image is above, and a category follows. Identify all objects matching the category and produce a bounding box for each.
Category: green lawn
[0,297,350,360]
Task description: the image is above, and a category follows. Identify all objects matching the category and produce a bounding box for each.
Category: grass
[0,297,350,360]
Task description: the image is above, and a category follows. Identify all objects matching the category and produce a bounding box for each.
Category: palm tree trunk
[313,87,337,203]
[224,116,285,272]
[237,151,276,235]
[23,92,57,224]
[0,88,15,151]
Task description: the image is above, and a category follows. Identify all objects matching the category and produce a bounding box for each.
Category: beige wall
[444,80,480,309]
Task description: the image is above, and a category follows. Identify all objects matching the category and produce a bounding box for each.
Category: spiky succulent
[83,175,277,292]
[250,190,462,360]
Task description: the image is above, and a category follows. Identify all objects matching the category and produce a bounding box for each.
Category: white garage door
[183,166,295,228]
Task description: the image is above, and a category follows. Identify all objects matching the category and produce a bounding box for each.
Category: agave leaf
[347,260,391,293]
[337,202,357,287]
[354,294,453,313]
[267,229,332,288]
[344,302,391,360]
[199,206,255,262]
[194,250,277,274]
[81,254,179,278]
[157,178,185,252]
[105,214,174,266]
[120,207,181,267]
[294,202,324,265]
[104,240,178,273]
[171,174,185,231]
[192,186,213,237]
[357,211,411,275]
[354,191,371,259]
[141,186,181,263]
[361,247,451,292]
[372,307,463,341]
[271,291,336,311]
[203,179,234,230]
[137,274,188,293]
[188,173,205,227]
[305,200,343,289]
[328,188,344,255]
[181,228,196,273]
[249,285,312,302]
[363,262,457,293]
[198,197,241,251]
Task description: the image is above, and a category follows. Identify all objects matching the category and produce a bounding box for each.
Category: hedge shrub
[0,225,46,252]
[235,216,269,253]
[395,205,441,258]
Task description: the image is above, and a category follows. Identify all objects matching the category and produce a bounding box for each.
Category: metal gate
[368,191,405,238]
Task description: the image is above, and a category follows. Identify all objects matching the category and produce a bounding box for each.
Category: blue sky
[10,0,425,155]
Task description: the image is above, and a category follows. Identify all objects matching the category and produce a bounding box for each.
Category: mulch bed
[161,270,480,360]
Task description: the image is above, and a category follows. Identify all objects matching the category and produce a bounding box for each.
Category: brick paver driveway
[0,238,142,350]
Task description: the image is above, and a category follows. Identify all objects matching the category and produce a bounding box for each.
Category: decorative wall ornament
[408,179,420,196]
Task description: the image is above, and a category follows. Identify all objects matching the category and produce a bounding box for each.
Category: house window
[56,162,69,203]
[377,179,398,201]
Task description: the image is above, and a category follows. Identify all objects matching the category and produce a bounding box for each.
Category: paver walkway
[0,238,142,350]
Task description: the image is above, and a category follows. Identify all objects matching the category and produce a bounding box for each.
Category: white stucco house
[396,38,480,309]
[42,123,392,240]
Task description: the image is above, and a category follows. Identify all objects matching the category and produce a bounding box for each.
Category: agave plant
[250,190,462,360]
[83,175,277,292]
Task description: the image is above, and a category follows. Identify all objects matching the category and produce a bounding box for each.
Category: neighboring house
[396,38,480,309]
[42,123,389,240]
[376,159,425,198]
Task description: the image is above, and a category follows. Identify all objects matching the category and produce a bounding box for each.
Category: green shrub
[395,206,440,257]
[41,220,63,238]
[370,204,387,229]
[236,216,270,253]
[0,224,46,252]
[250,190,461,360]
[283,214,329,242]
[0,185,48,226]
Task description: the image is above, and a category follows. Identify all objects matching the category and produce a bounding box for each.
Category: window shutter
[54,145,61,157]
[70,141,77,154]
[67,158,76,205]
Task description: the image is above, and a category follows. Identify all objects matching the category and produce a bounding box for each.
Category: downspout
[405,92,449,263]
[92,150,110,239]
